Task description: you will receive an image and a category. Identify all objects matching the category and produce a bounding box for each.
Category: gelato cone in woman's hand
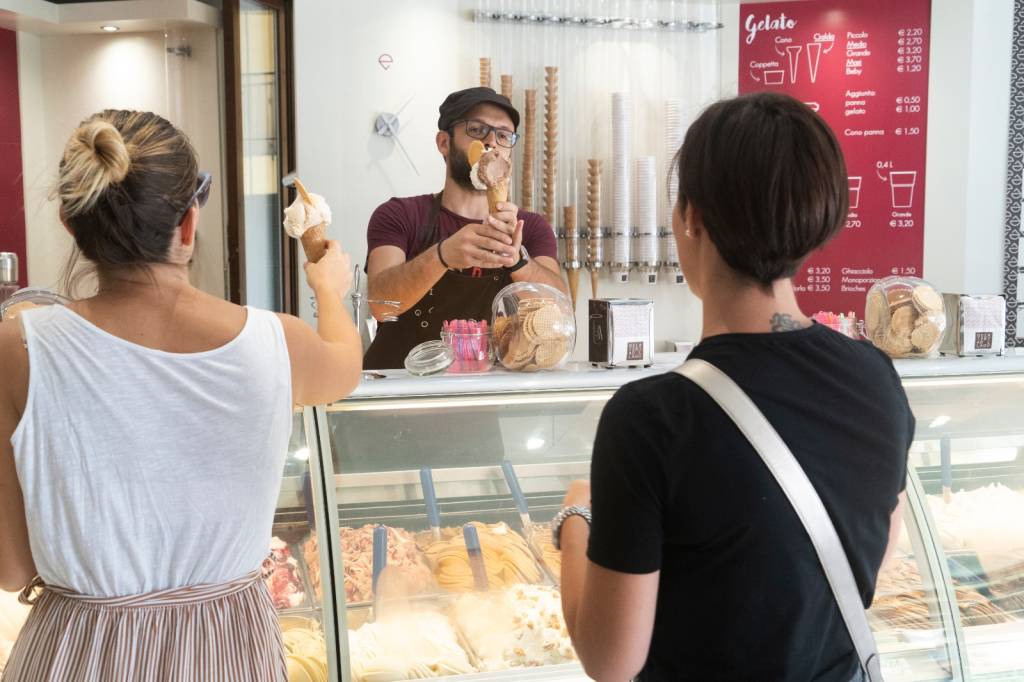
[283,188,332,263]
[468,140,512,215]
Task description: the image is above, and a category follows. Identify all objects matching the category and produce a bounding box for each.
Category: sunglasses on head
[175,171,212,224]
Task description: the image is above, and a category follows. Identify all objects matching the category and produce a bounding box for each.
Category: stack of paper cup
[635,156,659,284]
[611,93,632,282]
[662,99,684,284]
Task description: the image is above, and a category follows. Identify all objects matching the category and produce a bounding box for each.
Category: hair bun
[83,120,130,182]
[59,119,131,216]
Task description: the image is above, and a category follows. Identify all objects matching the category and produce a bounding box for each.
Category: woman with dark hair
[555,93,913,681]
[0,110,362,680]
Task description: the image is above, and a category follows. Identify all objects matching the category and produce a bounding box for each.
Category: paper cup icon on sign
[786,45,802,83]
[848,177,862,209]
[889,171,917,209]
[806,42,823,83]
[763,70,785,85]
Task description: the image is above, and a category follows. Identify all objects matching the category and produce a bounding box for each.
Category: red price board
[739,0,931,316]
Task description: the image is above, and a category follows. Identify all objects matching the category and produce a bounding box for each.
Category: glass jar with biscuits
[491,283,575,372]
[864,276,946,359]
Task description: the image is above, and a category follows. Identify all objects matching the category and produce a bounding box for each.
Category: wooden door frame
[222,0,297,312]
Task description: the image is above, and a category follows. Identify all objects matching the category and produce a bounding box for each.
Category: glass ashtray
[404,340,454,376]
[1,288,68,322]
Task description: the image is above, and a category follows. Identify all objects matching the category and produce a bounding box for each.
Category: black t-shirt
[588,324,914,682]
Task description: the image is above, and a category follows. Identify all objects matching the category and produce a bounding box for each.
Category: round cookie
[528,303,564,341]
[882,330,914,357]
[865,290,890,343]
[890,305,916,336]
[535,339,567,368]
[887,288,913,311]
[911,319,942,352]
[912,286,943,314]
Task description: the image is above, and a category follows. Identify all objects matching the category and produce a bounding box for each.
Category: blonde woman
[0,110,362,680]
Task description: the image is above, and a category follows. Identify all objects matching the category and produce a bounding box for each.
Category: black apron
[363,192,512,370]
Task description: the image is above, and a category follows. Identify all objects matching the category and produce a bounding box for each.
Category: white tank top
[11,305,293,597]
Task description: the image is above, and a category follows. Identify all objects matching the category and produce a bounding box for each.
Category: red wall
[0,28,26,287]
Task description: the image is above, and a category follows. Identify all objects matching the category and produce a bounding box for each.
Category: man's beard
[448,144,483,194]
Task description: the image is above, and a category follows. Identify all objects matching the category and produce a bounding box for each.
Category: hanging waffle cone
[500,74,513,99]
[543,67,559,226]
[563,205,580,309]
[522,90,537,211]
[479,58,491,88]
[587,160,603,298]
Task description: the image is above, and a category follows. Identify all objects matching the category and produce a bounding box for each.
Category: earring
[685,229,693,238]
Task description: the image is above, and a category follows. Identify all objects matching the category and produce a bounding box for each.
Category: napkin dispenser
[589,298,654,368]
[939,294,1006,356]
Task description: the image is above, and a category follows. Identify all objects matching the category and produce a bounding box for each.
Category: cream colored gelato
[452,585,576,670]
[347,608,475,680]
[283,193,332,239]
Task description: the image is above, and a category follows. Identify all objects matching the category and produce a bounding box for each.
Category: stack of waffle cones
[479,58,491,88]
[564,205,580,308]
[543,67,558,226]
[500,74,513,100]
[587,160,603,297]
[292,178,327,263]
[522,90,537,212]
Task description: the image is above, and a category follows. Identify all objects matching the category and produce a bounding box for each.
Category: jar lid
[404,340,454,376]
[0,288,68,321]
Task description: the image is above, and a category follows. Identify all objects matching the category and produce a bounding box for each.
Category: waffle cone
[300,223,328,263]
[487,182,509,215]
[567,269,580,309]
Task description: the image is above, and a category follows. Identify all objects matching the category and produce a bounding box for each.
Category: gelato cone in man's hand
[468,140,512,215]
[283,182,332,263]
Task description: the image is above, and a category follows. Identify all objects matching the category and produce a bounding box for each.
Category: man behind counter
[363,87,566,369]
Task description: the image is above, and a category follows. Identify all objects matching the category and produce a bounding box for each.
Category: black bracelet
[505,250,529,273]
[437,239,454,271]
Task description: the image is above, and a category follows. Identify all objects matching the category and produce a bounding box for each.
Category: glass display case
[305,353,1024,682]
[4,355,1024,682]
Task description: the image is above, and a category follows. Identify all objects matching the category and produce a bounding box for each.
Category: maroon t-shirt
[366,194,558,262]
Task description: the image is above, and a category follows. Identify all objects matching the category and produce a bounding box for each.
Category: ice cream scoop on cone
[468,140,513,215]
[283,178,332,263]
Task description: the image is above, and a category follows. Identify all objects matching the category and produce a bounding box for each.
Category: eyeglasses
[453,119,519,148]
[176,171,212,224]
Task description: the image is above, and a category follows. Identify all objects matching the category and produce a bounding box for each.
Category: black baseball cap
[438,87,520,132]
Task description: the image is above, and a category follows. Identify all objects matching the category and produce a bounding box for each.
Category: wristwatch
[505,246,530,273]
[551,504,592,551]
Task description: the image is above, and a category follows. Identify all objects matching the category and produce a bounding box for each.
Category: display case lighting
[929,415,952,428]
[100,25,120,32]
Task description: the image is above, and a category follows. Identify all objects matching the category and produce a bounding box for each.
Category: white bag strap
[675,359,882,682]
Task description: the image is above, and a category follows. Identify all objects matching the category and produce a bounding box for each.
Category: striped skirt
[2,569,286,682]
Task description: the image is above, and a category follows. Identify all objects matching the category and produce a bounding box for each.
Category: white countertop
[346,349,1024,400]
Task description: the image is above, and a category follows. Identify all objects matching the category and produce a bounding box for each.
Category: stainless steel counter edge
[344,350,1024,400]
